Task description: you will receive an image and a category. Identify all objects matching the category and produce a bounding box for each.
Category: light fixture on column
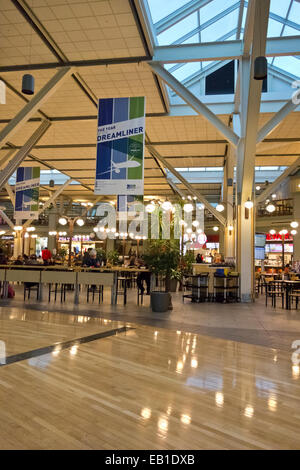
[228,225,234,235]
[244,199,253,209]
[291,230,297,236]
[216,203,225,212]
[14,226,22,231]
[255,185,261,191]
[192,220,199,227]
[213,226,219,232]
[22,74,35,95]
[24,232,29,238]
[58,217,67,225]
[244,199,253,220]
[26,226,35,232]
[48,231,57,236]
[254,56,267,80]
[266,203,276,213]
[291,221,299,228]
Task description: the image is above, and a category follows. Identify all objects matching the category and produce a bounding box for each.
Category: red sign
[266,233,293,241]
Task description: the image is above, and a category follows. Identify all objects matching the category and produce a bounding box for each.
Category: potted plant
[143,239,180,312]
[96,248,106,265]
[107,250,119,266]
[169,268,181,292]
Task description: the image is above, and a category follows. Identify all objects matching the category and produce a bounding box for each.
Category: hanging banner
[14,167,40,219]
[95,97,145,195]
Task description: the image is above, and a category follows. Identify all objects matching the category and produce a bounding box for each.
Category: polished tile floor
[4,285,300,350]
[0,305,300,449]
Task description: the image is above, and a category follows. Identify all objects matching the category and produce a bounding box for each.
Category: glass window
[200,0,237,24]
[147,0,189,24]
[201,9,239,42]
[273,56,300,77]
[269,0,290,18]
[158,12,198,45]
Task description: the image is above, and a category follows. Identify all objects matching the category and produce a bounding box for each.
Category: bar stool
[87,284,104,303]
[115,276,130,305]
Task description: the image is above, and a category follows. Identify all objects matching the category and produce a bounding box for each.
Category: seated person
[14,255,23,265]
[196,253,203,264]
[136,257,151,295]
[86,250,100,268]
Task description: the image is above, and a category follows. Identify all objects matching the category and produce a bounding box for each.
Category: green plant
[143,239,180,291]
[180,250,195,275]
[58,247,67,259]
[170,268,182,281]
[96,248,106,263]
[107,250,119,265]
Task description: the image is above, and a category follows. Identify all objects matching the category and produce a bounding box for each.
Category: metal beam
[146,142,225,225]
[0,121,51,191]
[5,183,15,206]
[152,36,300,63]
[0,56,151,73]
[172,2,240,45]
[266,36,300,57]
[0,210,15,230]
[0,148,16,170]
[257,99,300,143]
[152,40,243,62]
[23,178,73,229]
[149,62,239,147]
[237,0,270,200]
[0,67,71,149]
[155,0,213,35]
[256,157,300,204]
[166,178,186,198]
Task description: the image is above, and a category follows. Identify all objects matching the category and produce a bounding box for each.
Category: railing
[257,198,293,217]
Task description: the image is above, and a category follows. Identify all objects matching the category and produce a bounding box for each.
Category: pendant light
[22,74,35,95]
[254,56,267,80]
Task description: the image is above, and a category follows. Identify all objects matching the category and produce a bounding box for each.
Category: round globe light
[269,229,276,235]
[192,220,199,227]
[291,221,299,228]
[244,199,254,209]
[291,230,297,235]
[266,203,276,213]
[58,217,67,226]
[183,203,193,213]
[216,203,225,212]
[76,218,84,227]
[213,226,219,232]
[161,200,173,211]
[146,203,155,213]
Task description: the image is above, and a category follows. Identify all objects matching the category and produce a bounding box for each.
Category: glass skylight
[146,0,300,93]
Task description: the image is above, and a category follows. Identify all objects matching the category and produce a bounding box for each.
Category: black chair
[87,284,103,303]
[115,277,130,305]
[265,280,284,308]
[288,289,300,310]
[24,282,39,300]
[48,283,67,302]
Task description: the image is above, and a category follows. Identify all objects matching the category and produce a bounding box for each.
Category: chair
[288,289,300,310]
[115,276,131,305]
[41,271,76,303]
[87,284,103,303]
[24,282,39,300]
[78,272,114,305]
[265,280,284,308]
